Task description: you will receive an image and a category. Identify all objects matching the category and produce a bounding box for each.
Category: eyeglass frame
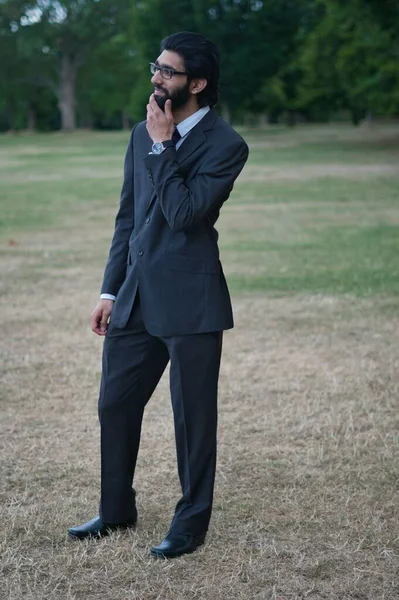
[150,62,189,80]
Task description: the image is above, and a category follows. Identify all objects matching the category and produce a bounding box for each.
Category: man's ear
[190,78,207,96]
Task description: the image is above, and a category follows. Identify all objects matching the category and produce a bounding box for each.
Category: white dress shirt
[100,106,211,301]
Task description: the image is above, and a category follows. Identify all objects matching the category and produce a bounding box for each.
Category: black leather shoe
[150,531,206,558]
[68,515,137,540]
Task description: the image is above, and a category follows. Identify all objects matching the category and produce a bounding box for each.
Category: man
[68,31,248,558]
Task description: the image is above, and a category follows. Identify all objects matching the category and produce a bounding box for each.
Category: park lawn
[1,124,399,600]
[2,124,399,296]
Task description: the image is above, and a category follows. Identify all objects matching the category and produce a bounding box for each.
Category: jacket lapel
[176,108,217,164]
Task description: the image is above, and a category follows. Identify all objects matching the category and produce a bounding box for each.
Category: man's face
[151,50,191,111]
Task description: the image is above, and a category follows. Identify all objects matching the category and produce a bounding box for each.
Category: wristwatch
[151,140,174,155]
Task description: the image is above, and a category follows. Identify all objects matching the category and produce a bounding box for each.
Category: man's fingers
[148,95,159,112]
[146,94,174,142]
[100,310,110,333]
[164,99,173,119]
[91,303,112,336]
[91,312,103,336]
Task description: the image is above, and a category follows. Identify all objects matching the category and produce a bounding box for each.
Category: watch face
[152,142,164,155]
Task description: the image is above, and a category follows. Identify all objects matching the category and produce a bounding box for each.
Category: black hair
[160,31,219,107]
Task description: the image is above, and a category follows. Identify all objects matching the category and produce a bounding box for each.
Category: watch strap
[151,139,174,155]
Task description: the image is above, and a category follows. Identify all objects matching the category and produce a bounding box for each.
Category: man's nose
[151,70,162,85]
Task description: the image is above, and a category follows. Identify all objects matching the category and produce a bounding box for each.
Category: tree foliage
[297,0,399,122]
[0,0,398,131]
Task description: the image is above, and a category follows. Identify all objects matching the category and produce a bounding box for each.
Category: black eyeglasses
[150,62,188,80]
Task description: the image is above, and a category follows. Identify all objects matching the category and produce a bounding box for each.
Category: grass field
[1,123,399,600]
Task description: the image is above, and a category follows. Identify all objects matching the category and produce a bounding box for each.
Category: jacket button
[145,217,151,224]
[138,250,144,256]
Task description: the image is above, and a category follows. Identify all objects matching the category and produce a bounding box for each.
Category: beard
[154,80,191,111]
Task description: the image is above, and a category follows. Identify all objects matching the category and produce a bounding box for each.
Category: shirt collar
[176,106,210,139]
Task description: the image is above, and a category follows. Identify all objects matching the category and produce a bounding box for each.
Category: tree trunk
[122,112,130,131]
[350,107,362,126]
[221,103,231,124]
[243,113,252,127]
[285,110,297,127]
[58,54,77,132]
[27,103,37,132]
[364,110,373,126]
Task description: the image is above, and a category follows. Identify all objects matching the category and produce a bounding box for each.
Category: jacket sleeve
[100,125,136,296]
[143,139,249,233]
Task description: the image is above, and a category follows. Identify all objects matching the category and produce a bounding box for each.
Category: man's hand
[146,95,174,143]
[91,299,114,336]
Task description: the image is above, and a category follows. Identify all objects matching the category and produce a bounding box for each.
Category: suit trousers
[98,294,223,535]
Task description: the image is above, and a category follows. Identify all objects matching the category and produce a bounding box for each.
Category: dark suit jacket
[101,109,249,336]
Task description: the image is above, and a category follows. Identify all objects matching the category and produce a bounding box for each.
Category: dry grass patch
[1,169,122,184]
[1,125,399,599]
[1,287,399,599]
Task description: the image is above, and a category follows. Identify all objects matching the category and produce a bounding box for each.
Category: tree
[76,31,138,130]
[297,0,399,123]
[1,0,399,131]
[1,0,132,131]
[0,0,37,130]
[128,0,309,122]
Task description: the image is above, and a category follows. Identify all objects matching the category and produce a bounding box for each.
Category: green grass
[1,124,399,299]
[0,179,120,231]
[248,140,399,166]
[232,177,399,205]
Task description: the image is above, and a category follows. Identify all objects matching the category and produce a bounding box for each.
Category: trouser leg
[162,331,223,535]
[99,300,169,523]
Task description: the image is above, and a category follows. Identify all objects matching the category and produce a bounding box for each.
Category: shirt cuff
[100,293,116,301]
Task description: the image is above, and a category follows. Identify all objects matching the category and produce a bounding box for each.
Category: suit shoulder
[131,120,147,137]
[127,120,152,152]
[212,117,248,150]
